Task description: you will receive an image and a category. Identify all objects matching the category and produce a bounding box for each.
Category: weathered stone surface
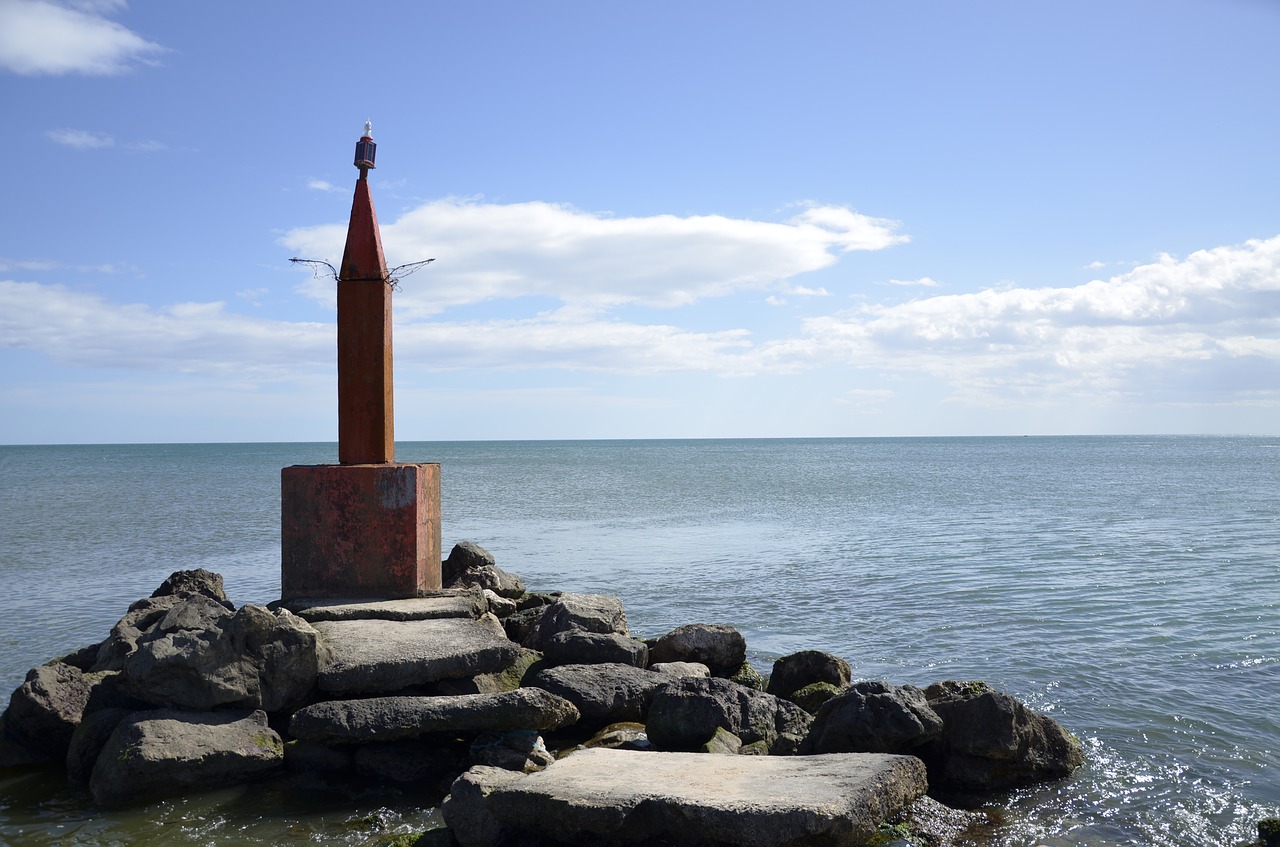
[729,660,767,691]
[313,616,520,695]
[441,765,528,847]
[482,589,517,618]
[543,631,648,668]
[4,661,94,759]
[0,715,44,767]
[919,680,1084,791]
[66,707,131,784]
[528,663,666,726]
[582,722,651,751]
[284,739,354,774]
[285,590,485,623]
[355,740,467,785]
[92,595,186,672]
[647,676,813,755]
[801,681,943,755]
[648,624,746,677]
[791,681,842,714]
[766,650,852,699]
[443,541,526,599]
[462,748,927,847]
[150,568,233,605]
[526,593,629,650]
[121,598,323,711]
[701,726,743,755]
[502,605,548,644]
[883,796,993,847]
[650,661,711,679]
[89,709,283,807]
[470,730,555,773]
[289,689,580,744]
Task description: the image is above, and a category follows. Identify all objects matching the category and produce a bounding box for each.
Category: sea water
[0,436,1275,846]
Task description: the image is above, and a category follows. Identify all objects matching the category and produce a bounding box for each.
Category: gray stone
[801,681,943,755]
[482,589,517,618]
[354,740,467,784]
[528,663,666,727]
[701,726,743,755]
[883,796,993,847]
[150,568,233,605]
[66,707,131,785]
[648,624,746,677]
[4,661,94,760]
[919,680,1085,791]
[284,590,485,622]
[649,661,711,678]
[729,660,768,691]
[121,599,323,711]
[289,689,580,744]
[444,541,526,599]
[543,631,648,668]
[441,765,529,847]
[502,605,548,644]
[582,721,651,751]
[470,730,555,773]
[766,650,852,699]
[284,739,354,774]
[525,593,629,650]
[92,595,186,672]
[89,708,283,807]
[313,616,520,695]
[472,748,927,847]
[647,676,813,755]
[789,681,842,714]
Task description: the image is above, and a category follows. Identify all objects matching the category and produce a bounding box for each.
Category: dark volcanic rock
[443,541,526,599]
[4,661,95,760]
[150,568,233,606]
[528,663,666,726]
[289,689,581,744]
[66,707,132,785]
[89,708,283,807]
[542,630,648,668]
[918,680,1085,791]
[766,649,852,699]
[648,624,746,677]
[801,680,943,754]
[525,593,630,650]
[646,676,813,755]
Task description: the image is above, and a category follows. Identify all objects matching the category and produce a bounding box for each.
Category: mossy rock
[1260,818,1280,847]
[700,727,742,755]
[790,681,842,714]
[727,661,766,691]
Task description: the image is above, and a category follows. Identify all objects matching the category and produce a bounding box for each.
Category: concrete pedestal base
[281,463,441,601]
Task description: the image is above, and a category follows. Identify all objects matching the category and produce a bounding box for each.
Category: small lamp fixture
[354,120,376,170]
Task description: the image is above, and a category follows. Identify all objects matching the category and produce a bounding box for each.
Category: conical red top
[339,174,389,283]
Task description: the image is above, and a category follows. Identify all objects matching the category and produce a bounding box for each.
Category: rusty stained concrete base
[281,463,441,601]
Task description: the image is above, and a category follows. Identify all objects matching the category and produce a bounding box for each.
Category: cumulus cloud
[45,128,167,151]
[882,276,942,288]
[281,198,906,316]
[0,0,166,75]
[306,179,340,192]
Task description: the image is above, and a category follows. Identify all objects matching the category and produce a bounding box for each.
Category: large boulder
[766,650,852,699]
[918,680,1085,791]
[444,748,928,847]
[89,708,283,807]
[92,595,186,672]
[647,624,746,677]
[646,676,813,755]
[3,661,95,760]
[354,740,468,785]
[150,568,233,605]
[801,681,943,754]
[289,689,580,744]
[443,542,526,599]
[121,597,323,711]
[525,593,629,650]
[528,663,667,727]
[542,631,648,668]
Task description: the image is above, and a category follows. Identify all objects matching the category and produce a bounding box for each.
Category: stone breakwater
[0,542,1085,846]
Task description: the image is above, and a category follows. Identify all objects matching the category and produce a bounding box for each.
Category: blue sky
[2,0,1278,443]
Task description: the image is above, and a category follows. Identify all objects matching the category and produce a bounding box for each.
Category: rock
[463,748,927,847]
[648,625,746,677]
[441,765,529,847]
[313,616,520,695]
[4,661,94,760]
[766,650,852,699]
[481,589,517,618]
[89,708,283,807]
[150,568,233,606]
[701,726,743,755]
[542,631,648,668]
[728,660,767,691]
[92,595,185,672]
[437,649,544,696]
[289,689,580,744]
[66,707,131,784]
[882,796,993,847]
[59,643,102,672]
[646,676,813,755]
[740,740,769,755]
[443,542,526,599]
[355,740,468,785]
[650,661,711,678]
[525,593,629,650]
[801,681,943,755]
[285,591,485,622]
[528,663,666,727]
[284,739,354,774]
[502,605,548,644]
[0,715,44,768]
[918,680,1085,791]
[791,681,842,714]
[470,730,555,773]
[1259,818,1280,847]
[582,722,651,751]
[121,598,323,711]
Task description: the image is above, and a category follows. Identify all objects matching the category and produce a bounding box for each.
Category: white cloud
[281,198,906,317]
[46,128,115,149]
[306,179,340,193]
[882,276,941,288]
[0,0,166,76]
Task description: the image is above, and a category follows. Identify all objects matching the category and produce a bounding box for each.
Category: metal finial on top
[363,120,373,138]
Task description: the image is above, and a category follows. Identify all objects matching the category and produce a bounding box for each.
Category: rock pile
[0,544,1085,846]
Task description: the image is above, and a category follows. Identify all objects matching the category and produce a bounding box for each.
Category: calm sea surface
[0,436,1275,846]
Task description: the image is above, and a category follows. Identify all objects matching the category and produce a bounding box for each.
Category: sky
[1,0,1278,444]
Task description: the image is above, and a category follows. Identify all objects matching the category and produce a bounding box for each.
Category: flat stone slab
[290,689,580,743]
[472,748,927,847]
[285,590,484,622]
[314,617,520,694]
